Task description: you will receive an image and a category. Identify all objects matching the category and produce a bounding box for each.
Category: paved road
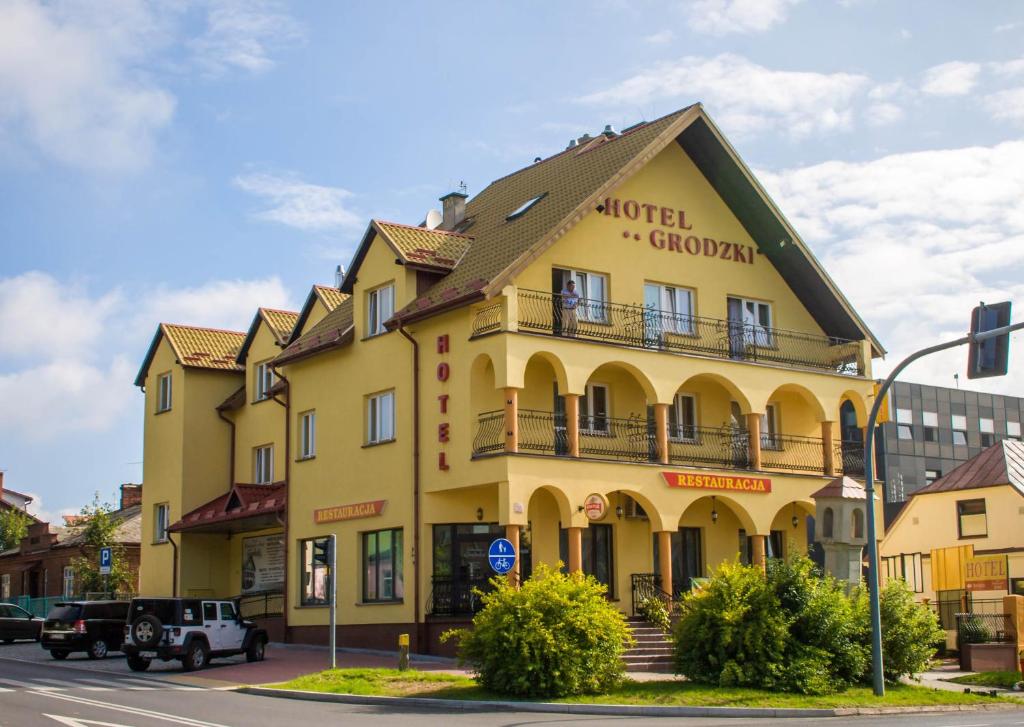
[2,645,1023,726]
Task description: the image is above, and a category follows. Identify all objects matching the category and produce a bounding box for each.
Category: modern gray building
[878,380,1024,523]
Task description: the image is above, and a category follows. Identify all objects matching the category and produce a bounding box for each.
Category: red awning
[169,483,286,535]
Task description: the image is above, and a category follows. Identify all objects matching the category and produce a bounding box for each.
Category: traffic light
[967,301,1012,379]
[312,538,330,565]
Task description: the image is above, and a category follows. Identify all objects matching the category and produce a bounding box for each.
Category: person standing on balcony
[561,279,580,337]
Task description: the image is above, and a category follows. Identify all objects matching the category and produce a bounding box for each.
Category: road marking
[73,677,153,691]
[0,678,61,691]
[0,687,13,693]
[45,715,133,727]
[32,691,231,727]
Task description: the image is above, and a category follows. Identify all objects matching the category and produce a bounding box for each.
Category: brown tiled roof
[169,483,286,533]
[391,107,696,322]
[914,439,1024,497]
[274,296,355,365]
[373,220,473,271]
[811,476,868,500]
[260,308,299,346]
[313,285,347,312]
[163,324,245,370]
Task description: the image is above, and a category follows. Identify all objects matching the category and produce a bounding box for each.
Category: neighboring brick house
[0,484,142,601]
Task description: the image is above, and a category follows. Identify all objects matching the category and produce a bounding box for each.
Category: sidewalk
[908,662,1024,700]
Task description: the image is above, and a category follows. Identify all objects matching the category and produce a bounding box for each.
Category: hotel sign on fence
[662,472,772,493]
[314,500,387,524]
[964,554,1008,592]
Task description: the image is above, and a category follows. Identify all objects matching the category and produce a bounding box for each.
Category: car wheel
[88,639,109,660]
[50,650,69,660]
[246,637,266,663]
[127,655,151,672]
[182,641,208,672]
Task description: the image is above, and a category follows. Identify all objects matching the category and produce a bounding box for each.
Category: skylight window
[506,193,547,221]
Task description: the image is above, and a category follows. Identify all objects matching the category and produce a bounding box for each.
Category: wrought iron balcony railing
[668,426,750,470]
[759,433,829,473]
[471,289,865,376]
[837,441,866,477]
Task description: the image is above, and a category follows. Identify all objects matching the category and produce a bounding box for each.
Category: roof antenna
[458,180,468,195]
[335,265,344,288]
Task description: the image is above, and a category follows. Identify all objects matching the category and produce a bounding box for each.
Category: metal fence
[426,577,495,616]
[236,590,284,619]
[956,612,1016,644]
[759,433,827,473]
[668,426,749,469]
[507,289,864,375]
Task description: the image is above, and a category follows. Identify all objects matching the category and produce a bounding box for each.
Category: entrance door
[560,524,614,596]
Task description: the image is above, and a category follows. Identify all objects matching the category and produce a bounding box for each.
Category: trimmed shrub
[442,564,632,698]
[871,580,946,682]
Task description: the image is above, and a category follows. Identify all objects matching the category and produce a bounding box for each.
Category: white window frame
[760,404,781,450]
[951,414,968,446]
[579,382,610,434]
[157,372,172,413]
[561,269,608,323]
[1008,420,1021,438]
[925,469,941,485]
[367,284,395,337]
[299,410,316,459]
[669,393,698,442]
[645,282,695,335]
[254,361,275,402]
[154,503,169,543]
[367,391,395,444]
[1,573,10,600]
[254,445,274,484]
[735,297,773,347]
[62,566,74,598]
[922,411,938,427]
[979,417,994,433]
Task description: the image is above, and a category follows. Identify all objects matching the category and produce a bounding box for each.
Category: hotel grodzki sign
[602,196,757,265]
[314,499,386,524]
[662,471,772,494]
[965,554,1008,592]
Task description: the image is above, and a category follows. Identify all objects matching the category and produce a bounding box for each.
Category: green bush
[637,596,672,633]
[442,564,632,698]
[872,580,946,681]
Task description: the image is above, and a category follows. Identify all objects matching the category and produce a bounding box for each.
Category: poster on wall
[242,535,285,594]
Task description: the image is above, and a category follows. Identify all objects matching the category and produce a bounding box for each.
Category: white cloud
[989,57,1024,77]
[920,61,981,96]
[865,102,904,126]
[643,30,674,44]
[687,0,801,35]
[234,172,363,231]
[578,54,870,139]
[983,86,1024,124]
[758,141,1024,394]
[0,0,176,172]
[189,0,304,76]
[994,22,1021,33]
[0,271,293,440]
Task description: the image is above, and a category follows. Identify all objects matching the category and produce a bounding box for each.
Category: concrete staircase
[623,617,674,673]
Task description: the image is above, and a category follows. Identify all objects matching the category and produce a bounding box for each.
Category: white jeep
[122,597,267,672]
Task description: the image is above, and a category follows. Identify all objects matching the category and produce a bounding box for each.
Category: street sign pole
[862,319,1024,696]
[329,533,337,670]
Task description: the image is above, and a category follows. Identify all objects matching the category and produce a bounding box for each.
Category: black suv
[41,601,130,660]
[123,597,268,672]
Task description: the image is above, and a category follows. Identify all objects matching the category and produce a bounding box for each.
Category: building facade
[878,381,1024,521]
[135,105,885,653]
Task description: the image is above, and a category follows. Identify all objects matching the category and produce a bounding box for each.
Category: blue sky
[1,0,1023,520]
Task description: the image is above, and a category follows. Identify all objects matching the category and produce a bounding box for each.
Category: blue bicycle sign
[487,538,517,575]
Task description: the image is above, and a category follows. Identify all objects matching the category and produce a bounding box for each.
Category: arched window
[852,508,865,539]
[823,507,834,538]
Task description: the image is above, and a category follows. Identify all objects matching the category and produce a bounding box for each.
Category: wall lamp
[476,507,484,521]
[791,504,799,529]
[710,496,718,525]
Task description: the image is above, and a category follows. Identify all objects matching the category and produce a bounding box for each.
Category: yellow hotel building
[135,104,885,653]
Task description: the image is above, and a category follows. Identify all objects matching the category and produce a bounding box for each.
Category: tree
[69,493,135,596]
[0,507,30,552]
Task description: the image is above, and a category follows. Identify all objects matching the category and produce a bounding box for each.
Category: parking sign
[99,546,112,575]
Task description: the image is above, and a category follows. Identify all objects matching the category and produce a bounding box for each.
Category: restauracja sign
[602,196,757,265]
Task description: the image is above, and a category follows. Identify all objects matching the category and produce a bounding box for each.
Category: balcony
[473,408,866,479]
[471,289,865,377]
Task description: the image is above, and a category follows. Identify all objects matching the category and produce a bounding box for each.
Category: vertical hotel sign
[437,334,451,471]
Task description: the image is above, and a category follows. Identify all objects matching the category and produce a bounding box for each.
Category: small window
[363,528,404,603]
[558,268,609,324]
[979,417,995,446]
[366,284,395,337]
[156,372,172,412]
[760,404,781,450]
[897,424,914,440]
[219,602,236,621]
[506,192,546,221]
[951,414,968,446]
[367,391,395,444]
[62,567,74,599]
[957,498,987,538]
[822,507,834,538]
[896,408,913,424]
[254,445,274,484]
[203,602,218,621]
[645,283,695,335]
[922,411,938,427]
[580,383,609,434]
[925,469,941,485]
[1,574,9,600]
[154,503,169,543]
[730,297,773,347]
[254,362,275,401]
[300,537,331,606]
[669,393,698,442]
[852,508,864,539]
[299,410,316,459]
[1008,420,1022,440]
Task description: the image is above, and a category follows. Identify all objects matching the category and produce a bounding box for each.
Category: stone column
[746,412,762,470]
[504,387,518,453]
[751,534,767,573]
[822,420,836,477]
[567,527,583,573]
[565,393,580,458]
[657,530,673,597]
[505,524,521,586]
[654,403,670,465]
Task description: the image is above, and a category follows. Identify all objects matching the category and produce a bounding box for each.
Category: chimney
[439,185,468,230]
[334,265,344,288]
[119,483,143,510]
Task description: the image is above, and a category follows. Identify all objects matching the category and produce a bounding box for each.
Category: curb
[237,686,1024,718]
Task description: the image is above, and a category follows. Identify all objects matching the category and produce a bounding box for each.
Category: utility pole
[329,533,337,670]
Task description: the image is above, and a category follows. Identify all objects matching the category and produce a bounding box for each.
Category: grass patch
[948,671,1023,690]
[268,669,1011,708]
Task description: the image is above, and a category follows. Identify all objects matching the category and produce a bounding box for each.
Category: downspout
[216,409,236,488]
[169,533,179,597]
[397,321,422,650]
[271,367,291,641]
